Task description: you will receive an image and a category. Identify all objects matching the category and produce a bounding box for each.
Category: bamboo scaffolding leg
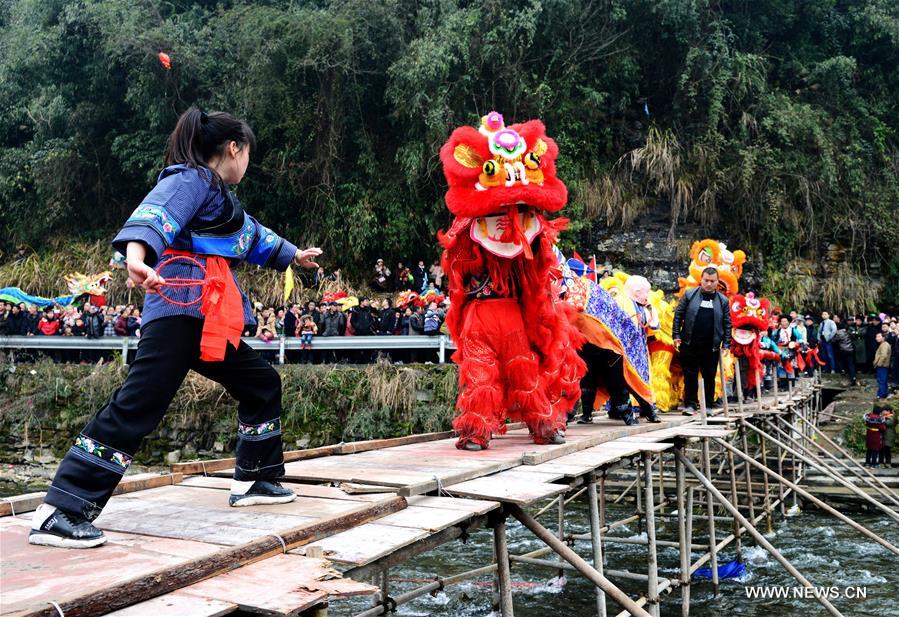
[726,437,743,562]
[790,410,800,509]
[600,471,608,567]
[507,505,652,617]
[714,438,899,556]
[676,450,691,617]
[636,455,645,534]
[739,419,757,522]
[776,428,787,516]
[759,431,775,534]
[792,411,899,505]
[643,452,660,617]
[557,495,566,579]
[588,473,608,617]
[675,452,844,617]
[748,420,899,523]
[493,517,514,617]
[734,359,745,413]
[698,379,719,595]
[755,369,764,413]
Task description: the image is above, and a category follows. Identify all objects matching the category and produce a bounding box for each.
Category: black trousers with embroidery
[45,316,284,520]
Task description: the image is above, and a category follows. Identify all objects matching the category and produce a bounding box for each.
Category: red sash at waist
[159,249,243,362]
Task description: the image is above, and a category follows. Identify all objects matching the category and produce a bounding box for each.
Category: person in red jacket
[37,309,61,336]
[864,406,886,468]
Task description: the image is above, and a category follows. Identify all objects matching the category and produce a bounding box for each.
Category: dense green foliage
[0,357,457,464]
[1,0,897,304]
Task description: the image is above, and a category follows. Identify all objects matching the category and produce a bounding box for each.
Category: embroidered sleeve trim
[124,204,182,245]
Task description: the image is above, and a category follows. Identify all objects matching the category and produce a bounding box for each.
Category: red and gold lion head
[440,111,567,217]
[730,292,770,345]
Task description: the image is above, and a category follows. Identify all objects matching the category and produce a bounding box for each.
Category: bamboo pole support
[792,411,899,505]
[750,420,899,523]
[643,452,660,617]
[759,430,774,534]
[718,348,730,416]
[675,452,844,617]
[739,419,757,521]
[676,450,691,617]
[507,505,652,617]
[755,368,764,412]
[587,472,608,617]
[726,438,743,562]
[714,437,899,556]
[493,517,515,617]
[698,378,719,595]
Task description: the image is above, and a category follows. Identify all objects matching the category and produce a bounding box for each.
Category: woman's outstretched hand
[294,247,323,269]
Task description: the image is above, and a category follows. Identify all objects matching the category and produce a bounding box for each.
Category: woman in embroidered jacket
[29,108,322,549]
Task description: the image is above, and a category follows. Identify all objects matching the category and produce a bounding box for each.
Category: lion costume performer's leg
[453,299,551,449]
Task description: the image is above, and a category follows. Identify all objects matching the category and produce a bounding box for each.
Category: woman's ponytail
[164,107,256,184]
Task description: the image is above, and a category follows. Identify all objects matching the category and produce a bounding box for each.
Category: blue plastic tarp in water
[693,559,746,580]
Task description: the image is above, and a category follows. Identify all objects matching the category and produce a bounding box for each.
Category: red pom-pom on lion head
[440,111,567,218]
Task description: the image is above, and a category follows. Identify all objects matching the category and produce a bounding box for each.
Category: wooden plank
[335,431,456,454]
[116,484,367,521]
[298,523,429,565]
[176,555,376,615]
[374,505,474,532]
[486,469,567,483]
[178,477,391,503]
[171,430,459,476]
[105,591,236,617]
[444,476,568,505]
[396,460,519,497]
[0,473,182,518]
[406,495,498,515]
[171,445,340,476]
[0,518,222,615]
[95,496,318,546]
[520,418,690,465]
[526,462,603,477]
[4,498,406,617]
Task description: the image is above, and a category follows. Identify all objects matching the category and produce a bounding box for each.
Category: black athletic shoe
[642,405,662,423]
[28,506,106,549]
[229,480,297,507]
[623,409,640,426]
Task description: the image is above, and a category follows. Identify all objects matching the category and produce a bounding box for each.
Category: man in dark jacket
[672,267,731,415]
[350,298,375,336]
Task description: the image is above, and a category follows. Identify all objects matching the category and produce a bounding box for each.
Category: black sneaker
[623,409,640,426]
[642,405,662,423]
[229,480,297,507]
[682,406,698,417]
[29,505,106,549]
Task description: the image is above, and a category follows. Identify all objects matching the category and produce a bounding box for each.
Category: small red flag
[158,52,172,71]
[572,250,585,265]
[589,256,598,283]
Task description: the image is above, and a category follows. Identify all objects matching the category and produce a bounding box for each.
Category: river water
[331,500,898,617]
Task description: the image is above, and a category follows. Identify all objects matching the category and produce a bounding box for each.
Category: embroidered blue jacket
[112,165,297,328]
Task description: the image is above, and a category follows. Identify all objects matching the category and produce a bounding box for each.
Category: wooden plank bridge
[2,377,896,617]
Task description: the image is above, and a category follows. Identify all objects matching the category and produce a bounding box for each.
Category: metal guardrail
[0,335,456,366]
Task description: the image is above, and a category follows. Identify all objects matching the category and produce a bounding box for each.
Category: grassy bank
[0,357,457,465]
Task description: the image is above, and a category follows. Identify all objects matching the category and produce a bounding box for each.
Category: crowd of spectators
[757,310,899,400]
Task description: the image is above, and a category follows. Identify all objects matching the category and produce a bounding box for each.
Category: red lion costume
[730,292,772,393]
[439,111,585,450]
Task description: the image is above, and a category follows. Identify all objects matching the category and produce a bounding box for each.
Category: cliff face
[586,215,765,297]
